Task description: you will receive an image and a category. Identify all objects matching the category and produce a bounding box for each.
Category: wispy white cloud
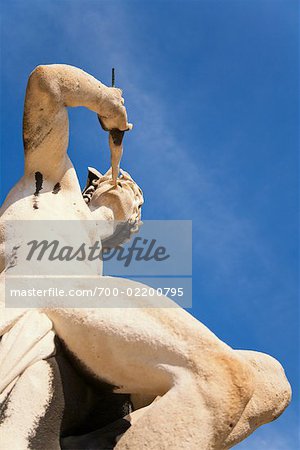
[235,425,298,450]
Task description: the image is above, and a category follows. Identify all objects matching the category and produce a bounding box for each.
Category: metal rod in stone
[112,68,115,87]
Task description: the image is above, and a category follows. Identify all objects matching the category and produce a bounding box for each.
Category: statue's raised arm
[2,64,130,220]
[23,64,130,179]
[0,64,139,273]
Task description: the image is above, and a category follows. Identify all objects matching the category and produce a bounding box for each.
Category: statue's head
[82,167,144,246]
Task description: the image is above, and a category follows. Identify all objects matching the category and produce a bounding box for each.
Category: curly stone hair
[82,167,144,248]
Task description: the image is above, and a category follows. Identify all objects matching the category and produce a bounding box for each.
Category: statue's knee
[197,349,254,421]
[219,351,254,403]
[240,350,292,420]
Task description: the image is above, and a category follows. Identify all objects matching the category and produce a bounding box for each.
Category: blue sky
[1,0,298,447]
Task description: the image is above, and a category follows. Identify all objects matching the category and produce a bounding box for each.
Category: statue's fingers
[118,106,133,131]
[97,114,110,131]
[119,123,133,132]
[112,87,123,96]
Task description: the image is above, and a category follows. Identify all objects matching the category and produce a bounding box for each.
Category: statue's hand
[98,88,133,132]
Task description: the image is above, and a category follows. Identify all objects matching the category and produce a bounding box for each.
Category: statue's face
[86,169,143,224]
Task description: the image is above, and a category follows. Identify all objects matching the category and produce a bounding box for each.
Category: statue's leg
[45,299,255,450]
[61,417,131,450]
[223,350,292,449]
[60,394,159,449]
[114,359,253,450]
[54,336,132,445]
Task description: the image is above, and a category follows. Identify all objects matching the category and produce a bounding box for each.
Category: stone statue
[0,65,291,449]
